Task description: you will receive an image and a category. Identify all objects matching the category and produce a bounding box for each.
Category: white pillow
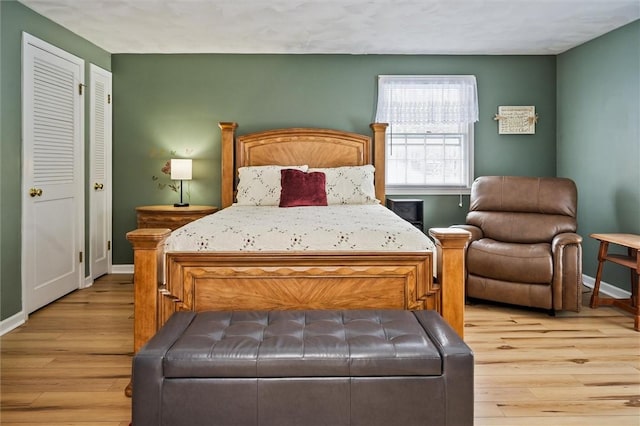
[235,165,308,206]
[308,165,378,205]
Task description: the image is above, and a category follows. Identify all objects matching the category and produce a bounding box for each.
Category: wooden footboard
[161,251,435,323]
[126,227,470,358]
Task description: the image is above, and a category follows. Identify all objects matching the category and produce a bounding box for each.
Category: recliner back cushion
[470,176,577,217]
[467,176,578,243]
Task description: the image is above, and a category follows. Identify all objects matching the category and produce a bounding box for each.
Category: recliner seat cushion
[466,238,553,283]
[466,211,577,243]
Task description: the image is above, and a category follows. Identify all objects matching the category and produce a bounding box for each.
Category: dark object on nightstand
[386,198,424,232]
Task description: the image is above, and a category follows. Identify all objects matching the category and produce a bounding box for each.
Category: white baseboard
[582,274,631,299]
[111,264,134,274]
[0,311,26,336]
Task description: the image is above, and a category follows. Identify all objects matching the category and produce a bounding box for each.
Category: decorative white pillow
[235,165,308,206]
[308,165,378,205]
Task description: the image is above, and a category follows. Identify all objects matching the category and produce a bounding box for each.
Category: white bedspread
[166,204,435,255]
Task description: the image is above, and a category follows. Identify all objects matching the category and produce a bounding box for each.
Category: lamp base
[173,202,190,208]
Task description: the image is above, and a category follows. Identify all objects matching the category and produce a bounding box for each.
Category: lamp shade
[170,159,192,180]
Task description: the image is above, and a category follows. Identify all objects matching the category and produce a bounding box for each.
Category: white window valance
[375,75,479,127]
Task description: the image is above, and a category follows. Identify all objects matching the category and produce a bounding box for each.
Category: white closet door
[89,64,112,279]
[21,33,84,314]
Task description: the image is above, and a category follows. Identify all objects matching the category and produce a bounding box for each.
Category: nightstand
[136,205,218,231]
[386,198,424,232]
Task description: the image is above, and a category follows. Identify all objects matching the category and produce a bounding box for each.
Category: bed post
[219,122,238,208]
[428,228,471,338]
[125,228,171,396]
[370,123,387,204]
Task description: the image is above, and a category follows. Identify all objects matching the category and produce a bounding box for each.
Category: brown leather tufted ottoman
[132,310,473,426]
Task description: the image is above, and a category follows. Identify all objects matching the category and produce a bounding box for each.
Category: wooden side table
[136,205,218,231]
[589,233,640,331]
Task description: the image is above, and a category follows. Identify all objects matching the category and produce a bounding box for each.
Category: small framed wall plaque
[494,106,538,134]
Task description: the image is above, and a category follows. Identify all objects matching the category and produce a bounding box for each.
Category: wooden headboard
[219,123,388,208]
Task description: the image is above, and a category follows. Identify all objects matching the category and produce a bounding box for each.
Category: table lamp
[170,159,192,207]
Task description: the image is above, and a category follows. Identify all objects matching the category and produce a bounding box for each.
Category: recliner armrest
[552,232,582,251]
[451,224,483,242]
[551,232,583,312]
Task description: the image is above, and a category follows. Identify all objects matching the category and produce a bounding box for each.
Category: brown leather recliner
[453,176,583,313]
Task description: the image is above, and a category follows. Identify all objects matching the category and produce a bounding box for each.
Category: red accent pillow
[279,169,328,207]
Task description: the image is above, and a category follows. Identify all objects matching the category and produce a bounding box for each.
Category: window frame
[375,75,477,195]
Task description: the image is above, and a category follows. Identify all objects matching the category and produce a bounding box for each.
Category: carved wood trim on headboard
[218,122,388,208]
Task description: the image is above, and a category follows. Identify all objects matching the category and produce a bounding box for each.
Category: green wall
[112,54,557,264]
[7,0,635,323]
[557,20,640,292]
[0,1,111,320]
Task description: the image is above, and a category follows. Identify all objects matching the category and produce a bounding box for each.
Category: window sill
[386,187,471,196]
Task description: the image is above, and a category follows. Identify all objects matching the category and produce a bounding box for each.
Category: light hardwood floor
[1,274,638,425]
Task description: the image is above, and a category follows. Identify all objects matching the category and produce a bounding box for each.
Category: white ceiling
[18,0,640,55]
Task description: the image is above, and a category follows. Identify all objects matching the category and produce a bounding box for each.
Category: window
[375,75,479,195]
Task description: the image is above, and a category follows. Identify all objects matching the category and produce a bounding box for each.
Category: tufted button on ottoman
[132,310,473,426]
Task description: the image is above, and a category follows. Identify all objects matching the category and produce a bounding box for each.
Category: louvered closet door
[89,64,112,279]
[22,33,84,314]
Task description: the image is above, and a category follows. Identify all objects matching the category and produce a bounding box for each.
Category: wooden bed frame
[127,123,470,366]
